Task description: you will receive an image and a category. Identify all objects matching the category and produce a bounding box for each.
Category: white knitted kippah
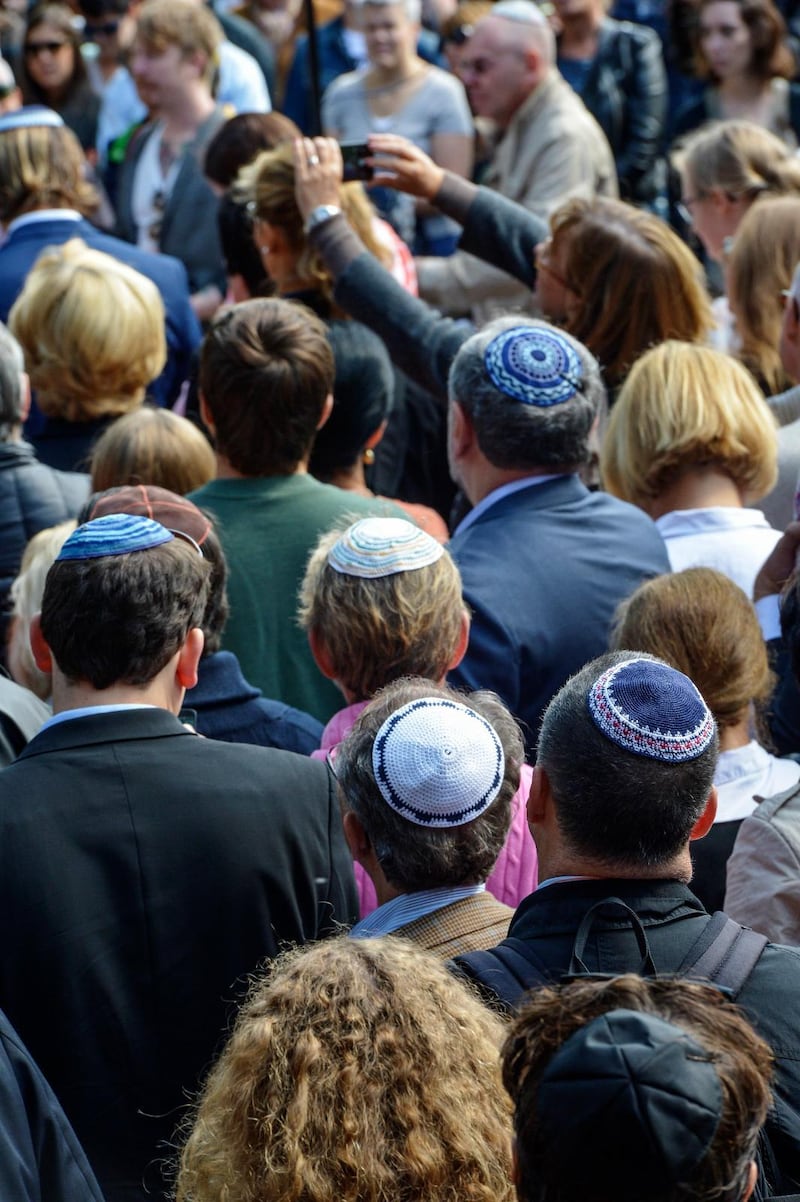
[327,517,444,579]
[371,697,505,827]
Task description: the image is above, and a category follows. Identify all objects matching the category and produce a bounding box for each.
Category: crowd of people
[3,0,800,1198]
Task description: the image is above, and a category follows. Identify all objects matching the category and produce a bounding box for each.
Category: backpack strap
[452,939,553,1012]
[678,911,768,998]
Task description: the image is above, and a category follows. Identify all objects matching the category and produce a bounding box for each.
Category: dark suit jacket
[114,109,227,295]
[0,708,357,1202]
[448,476,670,755]
[0,214,201,408]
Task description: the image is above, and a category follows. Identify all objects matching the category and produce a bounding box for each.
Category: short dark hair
[448,317,605,471]
[216,194,271,297]
[0,322,24,440]
[309,320,394,480]
[40,540,210,689]
[78,0,130,18]
[199,299,335,476]
[537,651,719,869]
[336,678,523,892]
[204,111,301,190]
[503,974,773,1202]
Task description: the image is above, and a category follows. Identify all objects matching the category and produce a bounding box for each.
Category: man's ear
[342,809,372,864]
[527,763,551,824]
[308,627,337,680]
[447,609,471,671]
[29,614,52,674]
[176,627,204,690]
[317,393,334,431]
[449,400,474,459]
[689,786,718,842]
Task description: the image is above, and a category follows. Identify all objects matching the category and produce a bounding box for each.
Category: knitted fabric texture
[484,326,583,407]
[588,658,715,762]
[371,696,504,827]
[56,514,173,561]
[328,517,444,579]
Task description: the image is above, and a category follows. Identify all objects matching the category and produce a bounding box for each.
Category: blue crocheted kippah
[372,697,505,828]
[328,517,444,579]
[484,326,582,407]
[56,514,174,561]
[588,658,715,762]
[0,106,63,133]
[536,1009,722,1195]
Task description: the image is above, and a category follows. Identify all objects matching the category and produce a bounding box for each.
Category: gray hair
[448,316,606,471]
[0,321,25,441]
[363,0,422,24]
[336,678,523,892]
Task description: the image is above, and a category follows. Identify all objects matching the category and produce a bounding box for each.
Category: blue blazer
[448,475,671,755]
[0,215,201,408]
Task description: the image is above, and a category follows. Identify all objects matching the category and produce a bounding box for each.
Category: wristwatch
[304,204,342,235]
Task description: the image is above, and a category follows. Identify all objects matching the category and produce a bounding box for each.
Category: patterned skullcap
[372,697,504,827]
[484,326,583,407]
[0,105,63,133]
[534,1009,723,1197]
[56,514,173,561]
[588,658,715,763]
[328,517,444,579]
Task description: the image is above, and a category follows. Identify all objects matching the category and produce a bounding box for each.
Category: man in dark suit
[0,513,357,1201]
[444,319,670,755]
[0,106,200,407]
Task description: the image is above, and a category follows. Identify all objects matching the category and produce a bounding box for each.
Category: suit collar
[456,474,589,530]
[17,706,192,760]
[4,214,94,245]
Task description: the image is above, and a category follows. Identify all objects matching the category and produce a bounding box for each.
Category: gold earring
[363,447,375,466]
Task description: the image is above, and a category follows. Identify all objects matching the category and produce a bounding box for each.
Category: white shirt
[714,740,800,823]
[656,507,781,599]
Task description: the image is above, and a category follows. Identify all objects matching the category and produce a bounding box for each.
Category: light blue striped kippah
[0,106,63,134]
[327,517,444,579]
[56,514,174,561]
[484,326,583,407]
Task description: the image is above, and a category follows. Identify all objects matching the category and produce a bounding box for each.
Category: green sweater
[190,474,397,723]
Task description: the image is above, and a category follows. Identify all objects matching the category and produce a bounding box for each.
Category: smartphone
[340,142,374,183]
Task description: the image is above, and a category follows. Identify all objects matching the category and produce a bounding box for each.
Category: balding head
[459,2,553,127]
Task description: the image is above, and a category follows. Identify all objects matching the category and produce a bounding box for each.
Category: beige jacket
[416,70,618,324]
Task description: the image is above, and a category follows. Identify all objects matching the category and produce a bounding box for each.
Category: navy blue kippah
[56,514,174,561]
[0,106,63,134]
[484,326,582,407]
[535,1009,722,1195]
[588,658,715,762]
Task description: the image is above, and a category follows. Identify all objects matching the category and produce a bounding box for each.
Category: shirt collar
[5,209,83,238]
[349,883,486,938]
[454,473,569,537]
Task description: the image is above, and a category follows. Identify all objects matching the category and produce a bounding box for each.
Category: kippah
[328,517,444,579]
[56,514,173,561]
[534,1009,722,1197]
[86,485,212,548]
[588,658,715,763]
[0,105,63,133]
[484,326,582,407]
[372,697,504,827]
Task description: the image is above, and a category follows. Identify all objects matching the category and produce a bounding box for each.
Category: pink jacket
[313,701,539,918]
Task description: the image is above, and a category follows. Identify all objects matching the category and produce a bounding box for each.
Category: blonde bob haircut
[551,197,712,388]
[89,407,215,496]
[9,239,166,422]
[612,567,774,730]
[727,195,800,395]
[601,340,778,508]
[298,523,465,700]
[238,143,392,306]
[175,936,514,1202]
[678,119,800,205]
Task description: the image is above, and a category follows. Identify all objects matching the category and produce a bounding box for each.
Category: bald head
[460,2,553,128]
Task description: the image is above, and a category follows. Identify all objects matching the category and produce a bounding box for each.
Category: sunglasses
[24,40,69,56]
[83,19,120,37]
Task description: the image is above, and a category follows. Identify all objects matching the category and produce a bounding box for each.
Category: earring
[363,447,375,466]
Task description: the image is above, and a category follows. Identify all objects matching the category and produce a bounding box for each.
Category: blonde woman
[601,339,779,596]
[7,520,76,701]
[176,936,514,1202]
[9,238,166,472]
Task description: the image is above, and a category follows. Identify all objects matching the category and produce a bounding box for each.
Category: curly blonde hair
[175,936,514,1202]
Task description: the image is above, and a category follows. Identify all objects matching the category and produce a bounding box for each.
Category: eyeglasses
[677,193,705,225]
[460,46,520,75]
[83,19,120,38]
[24,39,69,57]
[0,82,17,100]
